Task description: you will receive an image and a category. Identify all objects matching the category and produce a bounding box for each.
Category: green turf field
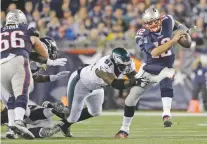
[1,112,207,144]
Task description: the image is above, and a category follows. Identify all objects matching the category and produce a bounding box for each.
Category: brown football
[178,33,192,48]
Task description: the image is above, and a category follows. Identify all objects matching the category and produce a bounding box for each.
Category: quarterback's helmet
[40,37,58,60]
[5,9,27,25]
[142,8,161,32]
[111,47,131,73]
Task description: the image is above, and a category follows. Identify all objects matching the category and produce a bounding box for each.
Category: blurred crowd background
[1,0,207,111]
[1,0,207,44]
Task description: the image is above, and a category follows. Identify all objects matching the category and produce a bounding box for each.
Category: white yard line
[101,111,207,116]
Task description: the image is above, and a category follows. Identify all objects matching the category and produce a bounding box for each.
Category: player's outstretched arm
[33,71,70,83]
[95,69,147,90]
[151,30,185,57]
[30,52,48,63]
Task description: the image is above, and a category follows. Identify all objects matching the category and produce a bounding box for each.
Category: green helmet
[111,47,131,72]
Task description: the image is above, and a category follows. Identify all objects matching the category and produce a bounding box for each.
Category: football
[178,32,192,48]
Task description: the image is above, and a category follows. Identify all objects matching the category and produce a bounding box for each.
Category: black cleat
[42,101,69,119]
[56,122,73,137]
[163,115,172,127]
[115,130,129,138]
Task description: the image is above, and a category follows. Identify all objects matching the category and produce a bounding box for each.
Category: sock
[8,109,15,126]
[161,97,172,118]
[28,127,42,138]
[63,108,93,129]
[120,106,135,133]
[29,108,47,121]
[14,107,26,121]
[120,116,133,133]
[77,108,93,122]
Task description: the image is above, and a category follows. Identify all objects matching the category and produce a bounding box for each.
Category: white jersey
[80,55,135,90]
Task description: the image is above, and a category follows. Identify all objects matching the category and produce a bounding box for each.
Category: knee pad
[160,78,173,98]
[7,97,15,109]
[89,108,102,117]
[91,111,101,117]
[15,95,28,109]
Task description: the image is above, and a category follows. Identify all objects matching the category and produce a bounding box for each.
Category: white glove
[47,58,67,66]
[189,26,197,34]
[49,71,70,82]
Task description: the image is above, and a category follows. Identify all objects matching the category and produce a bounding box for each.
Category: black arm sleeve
[28,27,40,37]
[111,79,136,90]
[33,74,50,83]
[29,52,48,64]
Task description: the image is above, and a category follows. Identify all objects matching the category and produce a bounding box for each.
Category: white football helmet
[142,8,161,32]
[5,9,27,25]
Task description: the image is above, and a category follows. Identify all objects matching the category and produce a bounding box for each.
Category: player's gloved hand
[130,77,150,88]
[49,71,70,82]
[172,30,185,43]
[188,26,197,34]
[47,58,67,66]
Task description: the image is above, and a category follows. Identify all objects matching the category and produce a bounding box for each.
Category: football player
[1,95,61,139]
[49,47,174,137]
[1,9,48,139]
[1,36,70,139]
[115,8,191,138]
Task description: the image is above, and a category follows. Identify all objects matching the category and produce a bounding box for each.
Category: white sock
[162,97,172,118]
[8,109,15,126]
[14,107,26,121]
[120,116,133,133]
[43,108,53,118]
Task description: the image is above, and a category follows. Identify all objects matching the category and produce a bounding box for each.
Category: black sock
[29,108,47,121]
[28,127,42,138]
[77,108,93,122]
[124,105,135,117]
[62,108,93,129]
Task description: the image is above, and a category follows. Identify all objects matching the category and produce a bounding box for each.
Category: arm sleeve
[27,27,40,37]
[168,15,189,32]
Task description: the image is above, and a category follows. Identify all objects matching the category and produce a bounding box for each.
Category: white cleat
[6,128,18,139]
[10,120,35,139]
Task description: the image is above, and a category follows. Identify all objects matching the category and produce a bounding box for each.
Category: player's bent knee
[7,97,15,109]
[89,108,102,117]
[15,95,28,109]
[125,96,138,106]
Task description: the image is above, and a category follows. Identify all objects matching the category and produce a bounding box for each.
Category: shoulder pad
[28,27,40,38]
[135,28,149,40]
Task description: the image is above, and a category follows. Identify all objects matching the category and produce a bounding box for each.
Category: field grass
[1,112,207,144]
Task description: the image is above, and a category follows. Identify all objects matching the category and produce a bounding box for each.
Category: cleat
[6,128,17,139]
[10,120,34,139]
[39,125,61,138]
[56,122,73,137]
[42,101,69,119]
[163,115,172,127]
[115,130,129,138]
[42,101,53,108]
